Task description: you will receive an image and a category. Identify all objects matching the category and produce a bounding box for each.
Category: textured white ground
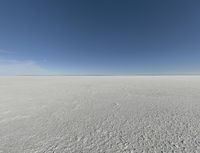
[0,76,200,153]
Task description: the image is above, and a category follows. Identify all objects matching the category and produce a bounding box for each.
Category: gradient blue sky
[0,0,200,75]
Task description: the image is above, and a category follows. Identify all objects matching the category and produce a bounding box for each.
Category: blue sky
[0,0,200,75]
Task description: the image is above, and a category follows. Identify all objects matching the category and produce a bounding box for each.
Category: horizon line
[1,74,200,77]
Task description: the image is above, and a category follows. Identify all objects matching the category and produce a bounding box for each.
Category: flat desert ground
[1,76,200,153]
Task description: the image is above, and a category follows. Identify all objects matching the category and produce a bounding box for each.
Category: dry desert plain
[1,76,200,153]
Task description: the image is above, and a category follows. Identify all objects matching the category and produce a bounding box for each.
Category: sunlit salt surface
[0,76,200,153]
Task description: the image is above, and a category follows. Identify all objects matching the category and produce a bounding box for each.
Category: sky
[0,0,200,75]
